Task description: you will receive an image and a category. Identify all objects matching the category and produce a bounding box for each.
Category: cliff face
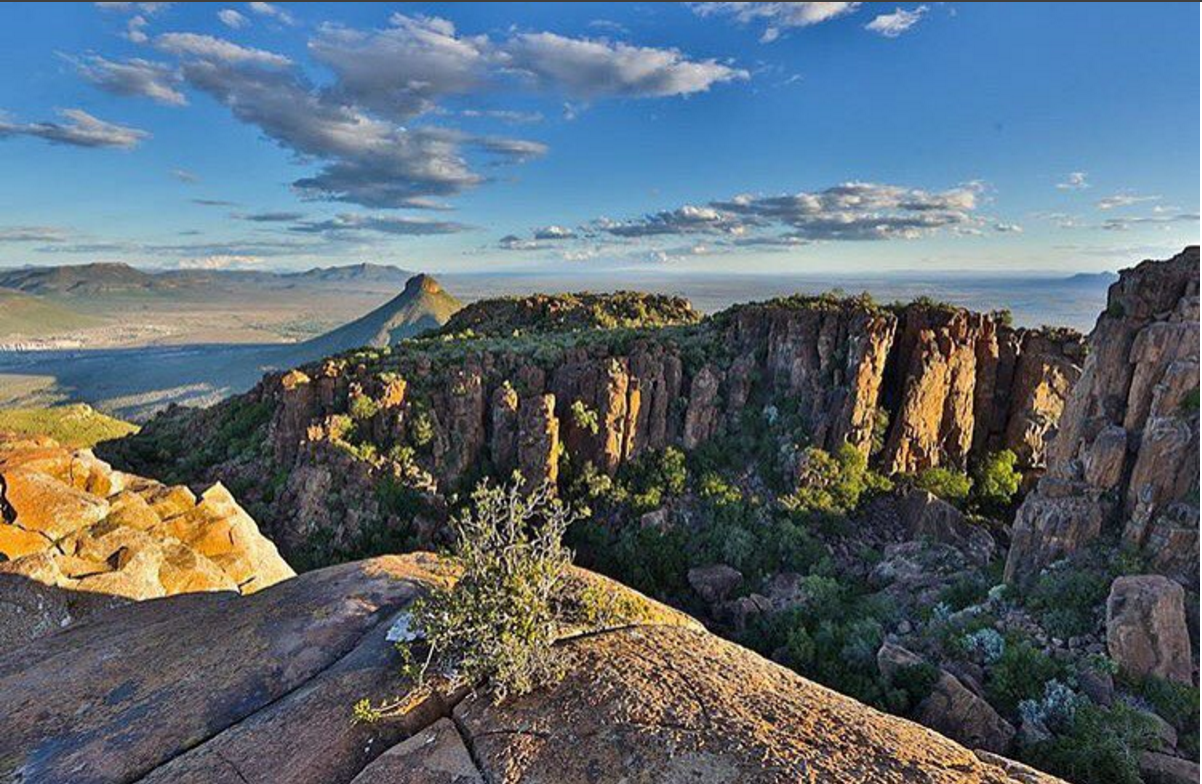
[115,293,1083,558]
[1005,247,1199,587]
[0,431,294,652]
[0,552,1065,784]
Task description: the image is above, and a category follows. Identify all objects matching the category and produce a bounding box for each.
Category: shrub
[782,443,891,517]
[914,466,972,505]
[1025,564,1111,638]
[348,395,380,422]
[1128,675,1200,758]
[987,639,1063,715]
[391,480,577,703]
[972,450,1022,512]
[1024,702,1159,784]
[569,400,600,435]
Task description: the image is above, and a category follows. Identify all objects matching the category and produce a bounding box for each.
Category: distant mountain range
[0,262,417,297]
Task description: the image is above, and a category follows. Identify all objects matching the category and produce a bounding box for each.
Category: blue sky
[0,2,1197,274]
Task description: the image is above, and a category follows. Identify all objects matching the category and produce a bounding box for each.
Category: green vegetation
[0,404,137,448]
[0,289,103,338]
[569,399,600,435]
[433,291,701,339]
[355,480,577,722]
[1025,702,1160,784]
[986,639,1064,714]
[972,449,1022,512]
[914,466,973,505]
[1127,675,1200,758]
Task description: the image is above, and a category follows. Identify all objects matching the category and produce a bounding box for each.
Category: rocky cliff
[0,431,293,651]
[1005,247,1199,588]
[112,292,1083,559]
[0,552,1065,784]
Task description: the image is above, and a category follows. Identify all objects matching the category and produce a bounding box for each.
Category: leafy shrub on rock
[913,466,973,505]
[972,450,1022,513]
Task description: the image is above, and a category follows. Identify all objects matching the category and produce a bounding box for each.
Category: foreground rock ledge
[0,553,1064,784]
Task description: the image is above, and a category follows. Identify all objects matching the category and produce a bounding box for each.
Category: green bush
[1128,675,1200,758]
[395,480,577,702]
[914,466,972,505]
[972,450,1022,512]
[1025,565,1112,638]
[782,443,891,517]
[569,400,600,435]
[987,639,1063,715]
[348,395,380,422]
[1024,702,1160,784]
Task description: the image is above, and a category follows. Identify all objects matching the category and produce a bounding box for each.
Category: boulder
[899,489,995,565]
[1140,752,1200,784]
[1105,575,1193,684]
[877,642,927,684]
[687,563,743,604]
[350,719,482,784]
[916,672,1016,754]
[0,468,109,539]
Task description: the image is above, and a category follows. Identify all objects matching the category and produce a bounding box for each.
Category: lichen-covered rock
[898,488,995,565]
[687,563,743,604]
[0,433,294,651]
[1105,574,1194,684]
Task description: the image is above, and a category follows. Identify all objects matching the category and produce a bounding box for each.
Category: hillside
[290,274,462,358]
[0,403,137,448]
[0,289,102,338]
[433,290,701,337]
[106,247,1199,784]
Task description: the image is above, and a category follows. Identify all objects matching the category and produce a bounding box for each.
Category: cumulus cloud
[1096,193,1159,210]
[533,225,576,240]
[599,204,749,237]
[865,6,928,38]
[175,253,263,269]
[690,2,861,42]
[218,8,249,29]
[0,108,148,149]
[289,213,470,236]
[247,2,295,26]
[500,32,748,98]
[1056,171,1089,190]
[74,55,186,106]
[155,33,292,66]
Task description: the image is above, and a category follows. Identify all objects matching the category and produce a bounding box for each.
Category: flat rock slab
[454,625,1064,784]
[0,554,449,784]
[351,718,483,784]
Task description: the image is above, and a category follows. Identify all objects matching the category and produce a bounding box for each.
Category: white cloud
[218,8,249,29]
[1102,212,1198,231]
[993,222,1023,233]
[1096,193,1159,210]
[170,167,199,183]
[155,33,291,67]
[500,32,748,99]
[175,254,263,269]
[94,2,171,13]
[533,225,576,240]
[247,2,295,26]
[691,2,861,42]
[1056,171,1089,190]
[865,6,928,38]
[0,108,149,149]
[74,55,186,106]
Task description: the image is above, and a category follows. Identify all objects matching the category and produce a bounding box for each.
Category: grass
[0,404,138,448]
[0,289,102,338]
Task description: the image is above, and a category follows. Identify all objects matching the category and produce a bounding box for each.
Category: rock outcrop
[1105,575,1194,685]
[112,292,1084,561]
[0,432,293,651]
[0,552,1067,784]
[1005,248,1199,587]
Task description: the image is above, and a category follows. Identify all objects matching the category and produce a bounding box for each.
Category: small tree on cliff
[355,479,579,721]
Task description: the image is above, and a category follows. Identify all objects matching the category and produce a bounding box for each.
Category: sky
[0,2,1197,275]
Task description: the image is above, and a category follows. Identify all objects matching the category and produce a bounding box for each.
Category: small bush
[569,400,600,435]
[397,480,577,703]
[972,450,1022,513]
[348,395,380,422]
[914,466,973,505]
[1024,702,1159,784]
[987,639,1063,715]
[1025,565,1111,638]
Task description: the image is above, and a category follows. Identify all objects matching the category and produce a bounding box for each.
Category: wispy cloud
[1096,193,1159,210]
[289,213,471,237]
[0,108,148,149]
[865,6,928,38]
[1056,171,1089,190]
[74,55,186,106]
[0,226,71,243]
[247,2,295,27]
[217,8,249,29]
[690,2,861,42]
[170,167,199,183]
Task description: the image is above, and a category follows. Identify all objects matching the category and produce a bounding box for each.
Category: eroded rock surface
[1005,248,1199,588]
[0,553,1067,784]
[0,432,293,651]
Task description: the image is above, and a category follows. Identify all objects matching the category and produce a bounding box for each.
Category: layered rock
[1005,248,1200,587]
[0,552,1066,784]
[110,292,1084,561]
[0,432,292,651]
